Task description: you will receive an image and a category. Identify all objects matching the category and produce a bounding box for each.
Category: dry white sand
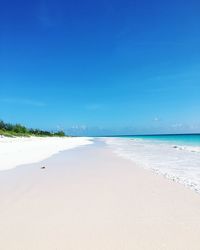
[0,140,200,249]
[0,136,92,170]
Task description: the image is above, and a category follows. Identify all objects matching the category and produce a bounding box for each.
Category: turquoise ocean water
[114,134,200,146]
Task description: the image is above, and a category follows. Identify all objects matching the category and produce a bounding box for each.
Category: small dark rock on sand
[41,166,46,169]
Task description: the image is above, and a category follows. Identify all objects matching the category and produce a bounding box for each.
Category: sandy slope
[0,140,200,249]
[0,136,92,170]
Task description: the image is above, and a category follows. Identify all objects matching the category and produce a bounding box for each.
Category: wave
[103,137,200,193]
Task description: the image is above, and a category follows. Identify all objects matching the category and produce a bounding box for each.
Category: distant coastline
[0,120,66,137]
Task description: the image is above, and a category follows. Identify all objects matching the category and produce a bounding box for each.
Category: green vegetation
[0,120,66,137]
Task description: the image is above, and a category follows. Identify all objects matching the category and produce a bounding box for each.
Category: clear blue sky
[0,0,200,135]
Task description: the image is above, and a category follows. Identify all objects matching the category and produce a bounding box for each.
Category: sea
[103,134,200,192]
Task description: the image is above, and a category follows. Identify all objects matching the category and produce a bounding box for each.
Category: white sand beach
[0,139,200,249]
[0,136,93,170]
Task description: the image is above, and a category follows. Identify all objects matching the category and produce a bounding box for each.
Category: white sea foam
[104,137,200,193]
[0,136,93,171]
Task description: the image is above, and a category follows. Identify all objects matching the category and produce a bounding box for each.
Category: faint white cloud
[66,125,88,136]
[171,123,183,128]
[153,117,160,122]
[0,98,46,107]
[56,124,65,131]
[71,125,87,130]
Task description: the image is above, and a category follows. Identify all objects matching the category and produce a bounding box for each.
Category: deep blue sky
[0,0,200,135]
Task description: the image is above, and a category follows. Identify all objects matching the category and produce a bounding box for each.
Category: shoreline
[0,140,200,249]
[103,137,200,193]
[1,136,200,194]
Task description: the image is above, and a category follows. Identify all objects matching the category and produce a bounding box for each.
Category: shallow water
[113,134,200,147]
[104,136,200,193]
